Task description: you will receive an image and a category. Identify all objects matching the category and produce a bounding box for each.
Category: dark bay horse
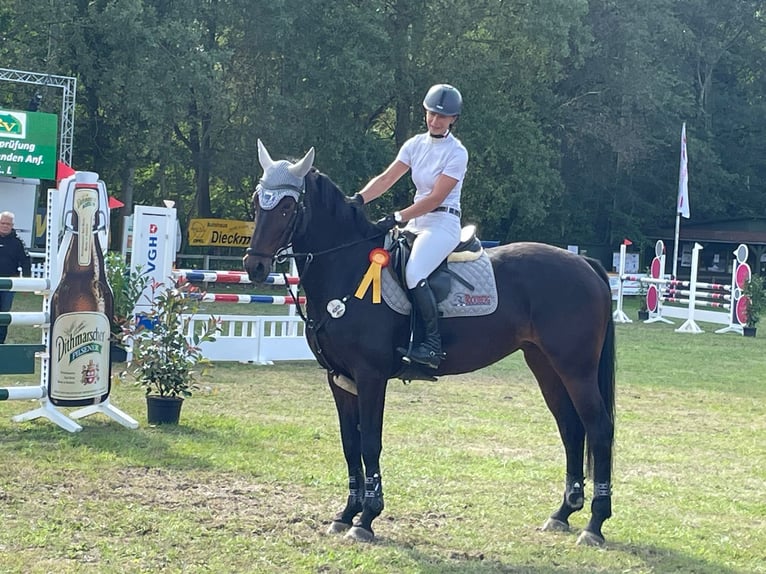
[243,141,616,546]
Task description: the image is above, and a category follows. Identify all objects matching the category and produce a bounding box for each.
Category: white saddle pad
[381,249,498,318]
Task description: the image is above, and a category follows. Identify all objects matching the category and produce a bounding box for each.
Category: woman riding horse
[243,141,616,547]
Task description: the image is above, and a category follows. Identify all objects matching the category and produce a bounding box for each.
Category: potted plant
[121,279,219,424]
[743,274,765,337]
[105,252,148,362]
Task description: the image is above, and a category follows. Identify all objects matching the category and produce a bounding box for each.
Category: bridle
[244,180,304,259]
[246,178,388,275]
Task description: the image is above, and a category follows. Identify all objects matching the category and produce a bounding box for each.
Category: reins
[248,199,388,325]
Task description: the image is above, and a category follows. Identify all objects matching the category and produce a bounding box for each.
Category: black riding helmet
[423,84,462,117]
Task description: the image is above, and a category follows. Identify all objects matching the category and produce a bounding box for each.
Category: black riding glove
[351,193,364,206]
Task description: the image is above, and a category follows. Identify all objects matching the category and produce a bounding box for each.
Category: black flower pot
[637,310,649,321]
[110,342,128,364]
[743,326,757,338]
[146,395,184,425]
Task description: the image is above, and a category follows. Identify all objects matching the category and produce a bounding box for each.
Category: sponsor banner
[131,205,177,311]
[188,218,254,247]
[0,109,58,179]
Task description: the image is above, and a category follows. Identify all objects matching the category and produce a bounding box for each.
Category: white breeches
[404,212,461,289]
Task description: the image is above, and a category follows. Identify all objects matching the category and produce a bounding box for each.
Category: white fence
[184,314,313,365]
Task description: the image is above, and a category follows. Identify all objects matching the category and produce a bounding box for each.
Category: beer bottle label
[74,188,98,265]
[50,311,110,403]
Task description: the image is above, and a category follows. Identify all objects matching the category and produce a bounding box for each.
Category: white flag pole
[672,212,681,279]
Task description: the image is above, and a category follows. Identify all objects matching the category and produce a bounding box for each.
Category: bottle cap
[75,171,99,184]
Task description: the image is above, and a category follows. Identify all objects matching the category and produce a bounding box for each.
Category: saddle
[378,225,489,383]
[389,225,484,303]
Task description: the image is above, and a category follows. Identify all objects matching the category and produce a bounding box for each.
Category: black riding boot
[405,280,443,369]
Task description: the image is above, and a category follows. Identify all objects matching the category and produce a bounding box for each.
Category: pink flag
[677,123,690,218]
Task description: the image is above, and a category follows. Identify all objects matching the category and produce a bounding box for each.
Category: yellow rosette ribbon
[354,248,390,304]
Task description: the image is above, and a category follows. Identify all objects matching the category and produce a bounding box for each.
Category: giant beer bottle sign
[49,173,113,407]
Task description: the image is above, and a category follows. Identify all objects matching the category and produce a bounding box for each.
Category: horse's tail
[584,257,617,477]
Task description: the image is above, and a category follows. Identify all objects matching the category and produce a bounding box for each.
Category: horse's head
[243,139,315,283]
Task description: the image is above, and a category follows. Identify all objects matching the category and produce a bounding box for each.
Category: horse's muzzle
[242,253,272,283]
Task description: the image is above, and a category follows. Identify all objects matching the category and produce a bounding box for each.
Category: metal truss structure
[0,67,77,166]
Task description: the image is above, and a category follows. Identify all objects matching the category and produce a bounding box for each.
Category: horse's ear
[257,139,275,172]
[288,147,315,179]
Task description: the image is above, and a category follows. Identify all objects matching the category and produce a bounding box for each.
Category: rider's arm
[398,174,458,221]
[356,160,409,204]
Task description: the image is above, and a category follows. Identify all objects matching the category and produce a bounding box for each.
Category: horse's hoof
[326,521,351,535]
[576,530,605,547]
[540,517,569,532]
[344,526,375,543]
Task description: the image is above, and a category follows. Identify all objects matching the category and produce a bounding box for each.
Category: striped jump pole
[0,278,51,292]
[189,293,306,305]
[663,297,731,309]
[0,386,45,401]
[663,288,730,301]
[173,270,300,285]
[0,312,49,326]
[634,276,731,291]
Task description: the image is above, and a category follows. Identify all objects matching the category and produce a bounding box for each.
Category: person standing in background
[0,211,32,344]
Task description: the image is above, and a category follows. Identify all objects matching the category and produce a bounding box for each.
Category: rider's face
[425,110,455,136]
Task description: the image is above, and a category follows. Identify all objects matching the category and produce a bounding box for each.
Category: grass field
[1,292,764,573]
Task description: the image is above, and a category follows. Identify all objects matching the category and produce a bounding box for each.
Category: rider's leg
[406,279,442,368]
[403,217,459,368]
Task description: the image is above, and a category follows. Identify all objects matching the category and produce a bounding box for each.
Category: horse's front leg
[346,375,388,542]
[326,372,364,535]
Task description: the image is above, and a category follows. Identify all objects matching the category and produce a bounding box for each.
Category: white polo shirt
[396,132,468,212]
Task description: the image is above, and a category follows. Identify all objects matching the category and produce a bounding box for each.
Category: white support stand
[675,243,704,334]
[645,295,675,325]
[612,243,632,323]
[12,400,83,433]
[714,320,744,335]
[69,398,139,429]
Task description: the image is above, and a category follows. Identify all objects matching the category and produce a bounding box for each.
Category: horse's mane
[304,168,377,236]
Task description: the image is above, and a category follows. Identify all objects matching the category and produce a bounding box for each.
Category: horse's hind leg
[523,347,587,533]
[569,383,613,546]
[528,348,614,546]
[326,373,364,535]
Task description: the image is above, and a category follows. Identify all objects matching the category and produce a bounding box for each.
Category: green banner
[0,109,58,179]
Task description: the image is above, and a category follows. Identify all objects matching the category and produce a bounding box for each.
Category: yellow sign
[188,219,255,247]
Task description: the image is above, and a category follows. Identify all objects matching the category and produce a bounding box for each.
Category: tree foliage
[1,0,764,252]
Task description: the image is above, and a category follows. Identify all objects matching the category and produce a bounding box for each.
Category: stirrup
[400,347,444,370]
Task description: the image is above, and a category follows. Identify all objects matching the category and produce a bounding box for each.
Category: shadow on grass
[375,536,748,574]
